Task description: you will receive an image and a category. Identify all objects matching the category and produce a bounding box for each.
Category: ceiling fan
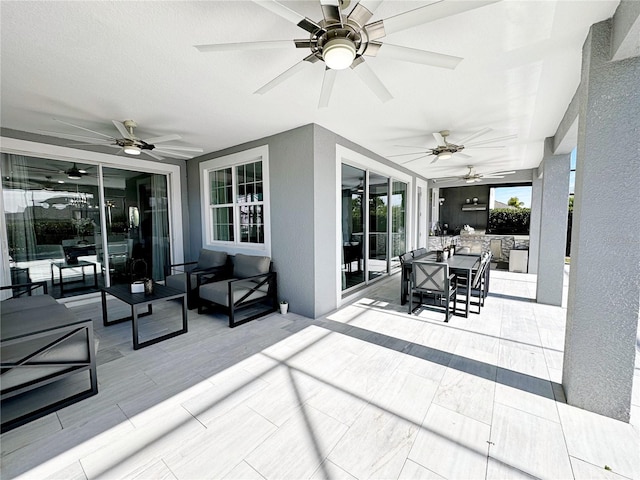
[195,0,500,108]
[63,163,87,179]
[390,128,517,165]
[434,165,516,184]
[41,119,203,160]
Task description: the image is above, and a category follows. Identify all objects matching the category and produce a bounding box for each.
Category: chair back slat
[399,252,411,264]
[472,252,491,289]
[413,261,448,292]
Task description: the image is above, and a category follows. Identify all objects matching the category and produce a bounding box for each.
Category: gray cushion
[197,249,228,270]
[233,254,271,279]
[199,279,270,307]
[1,295,58,315]
[165,272,200,292]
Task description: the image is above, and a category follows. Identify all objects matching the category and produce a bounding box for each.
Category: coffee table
[51,260,98,296]
[101,283,187,350]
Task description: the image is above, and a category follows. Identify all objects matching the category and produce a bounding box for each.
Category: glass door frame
[0,136,184,289]
[337,145,413,300]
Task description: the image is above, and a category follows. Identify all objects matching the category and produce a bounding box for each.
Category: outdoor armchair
[165,249,230,309]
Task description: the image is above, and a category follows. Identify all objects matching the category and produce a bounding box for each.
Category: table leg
[132,305,140,350]
[133,295,188,350]
[92,264,98,289]
[101,290,109,326]
[59,268,64,296]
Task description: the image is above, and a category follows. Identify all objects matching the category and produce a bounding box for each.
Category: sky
[493,186,532,208]
[493,148,576,208]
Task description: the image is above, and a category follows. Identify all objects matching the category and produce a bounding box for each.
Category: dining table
[401,252,481,318]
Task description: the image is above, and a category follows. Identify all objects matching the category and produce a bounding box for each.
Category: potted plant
[279,300,289,314]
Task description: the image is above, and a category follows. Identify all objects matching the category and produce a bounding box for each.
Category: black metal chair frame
[456,253,491,314]
[198,269,278,328]
[165,259,232,310]
[409,261,457,322]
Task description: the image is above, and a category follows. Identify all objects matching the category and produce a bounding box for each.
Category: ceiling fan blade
[466,133,518,147]
[142,150,164,161]
[255,55,317,94]
[112,120,132,140]
[430,156,441,164]
[375,44,462,69]
[321,0,342,26]
[318,68,337,108]
[151,144,203,152]
[457,127,492,145]
[253,0,323,34]
[195,40,294,52]
[153,149,194,159]
[432,132,445,146]
[388,151,425,158]
[381,0,501,37]
[66,142,119,148]
[485,170,516,176]
[351,58,392,103]
[53,118,115,139]
[349,0,383,31]
[464,145,506,149]
[433,177,458,183]
[399,154,430,165]
[39,130,114,144]
[143,134,182,144]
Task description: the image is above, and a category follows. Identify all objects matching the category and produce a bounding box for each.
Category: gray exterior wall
[187,123,426,318]
[535,139,570,306]
[187,125,316,317]
[563,18,640,422]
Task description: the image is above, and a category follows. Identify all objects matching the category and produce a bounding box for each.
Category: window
[201,146,270,252]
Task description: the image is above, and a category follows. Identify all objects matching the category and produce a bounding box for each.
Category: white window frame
[200,145,271,256]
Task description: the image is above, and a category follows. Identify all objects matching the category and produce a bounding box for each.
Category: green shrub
[488,208,531,234]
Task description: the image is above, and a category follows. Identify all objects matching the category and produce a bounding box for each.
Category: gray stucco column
[535,139,570,306]
[527,170,543,275]
[563,19,640,422]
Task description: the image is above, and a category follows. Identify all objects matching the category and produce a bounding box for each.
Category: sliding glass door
[1,154,171,297]
[390,181,407,270]
[368,172,388,281]
[341,164,365,290]
[341,163,407,292]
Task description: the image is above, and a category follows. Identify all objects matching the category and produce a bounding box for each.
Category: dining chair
[399,252,412,264]
[412,247,428,258]
[409,260,457,321]
[456,252,491,314]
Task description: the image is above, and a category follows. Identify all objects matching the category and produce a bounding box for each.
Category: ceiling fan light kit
[323,37,357,70]
[124,144,141,155]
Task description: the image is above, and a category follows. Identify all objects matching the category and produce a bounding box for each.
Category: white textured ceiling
[0,1,619,179]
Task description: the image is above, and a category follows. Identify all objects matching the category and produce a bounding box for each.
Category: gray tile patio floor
[2,268,639,479]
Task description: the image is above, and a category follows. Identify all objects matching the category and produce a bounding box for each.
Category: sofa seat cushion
[233,254,271,279]
[1,295,58,315]
[199,279,270,307]
[197,249,228,270]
